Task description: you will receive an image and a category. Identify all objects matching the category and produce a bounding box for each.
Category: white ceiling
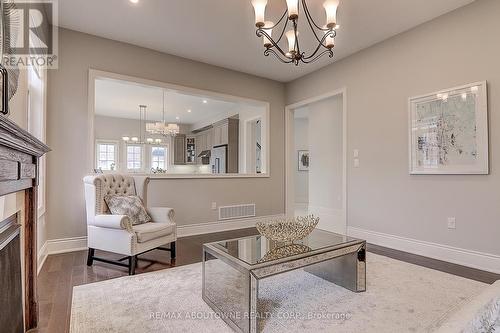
[95,78,241,124]
[58,0,475,82]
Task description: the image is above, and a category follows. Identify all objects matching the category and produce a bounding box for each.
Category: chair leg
[128,255,137,275]
[87,248,95,266]
[170,241,176,259]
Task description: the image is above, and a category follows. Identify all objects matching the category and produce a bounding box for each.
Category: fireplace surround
[0,115,50,332]
[0,213,23,333]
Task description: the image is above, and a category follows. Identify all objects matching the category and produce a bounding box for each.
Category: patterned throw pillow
[104,195,152,225]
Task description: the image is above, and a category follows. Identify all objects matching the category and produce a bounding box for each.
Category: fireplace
[0,214,23,333]
[0,115,50,331]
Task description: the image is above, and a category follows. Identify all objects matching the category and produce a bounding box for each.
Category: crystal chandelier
[122,105,162,144]
[251,0,340,65]
[146,90,180,137]
[146,122,180,137]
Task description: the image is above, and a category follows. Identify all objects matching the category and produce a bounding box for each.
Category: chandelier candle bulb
[131,137,139,142]
[262,21,273,47]
[323,0,339,28]
[251,0,267,27]
[286,30,297,53]
[286,0,299,19]
[122,136,130,142]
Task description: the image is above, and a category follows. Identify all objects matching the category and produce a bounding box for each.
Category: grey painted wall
[47,28,285,239]
[307,96,343,213]
[286,0,500,255]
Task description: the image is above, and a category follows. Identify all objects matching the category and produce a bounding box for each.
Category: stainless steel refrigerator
[211,144,227,174]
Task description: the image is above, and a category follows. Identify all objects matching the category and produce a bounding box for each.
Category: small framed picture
[298,150,309,171]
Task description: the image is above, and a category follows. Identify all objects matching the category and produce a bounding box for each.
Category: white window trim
[126,143,146,173]
[150,145,169,171]
[95,139,120,172]
[27,65,47,217]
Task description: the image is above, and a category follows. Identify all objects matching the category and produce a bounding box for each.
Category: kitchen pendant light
[123,105,161,144]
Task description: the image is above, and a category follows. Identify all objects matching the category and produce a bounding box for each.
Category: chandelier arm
[294,2,300,54]
[301,0,329,32]
[264,48,294,64]
[302,44,325,61]
[274,12,289,45]
[258,30,292,59]
[302,4,330,45]
[301,49,333,64]
[302,31,334,60]
[292,19,301,55]
[265,10,288,30]
[257,10,288,47]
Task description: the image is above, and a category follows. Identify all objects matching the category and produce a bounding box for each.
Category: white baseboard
[36,215,284,272]
[348,226,500,274]
[177,214,285,238]
[294,201,309,208]
[37,236,88,274]
[46,236,88,254]
[37,241,48,275]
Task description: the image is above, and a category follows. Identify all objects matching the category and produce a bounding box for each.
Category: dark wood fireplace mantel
[0,115,50,331]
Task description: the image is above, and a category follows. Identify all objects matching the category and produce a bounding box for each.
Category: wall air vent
[219,204,256,221]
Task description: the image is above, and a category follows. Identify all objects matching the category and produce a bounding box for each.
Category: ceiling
[58,0,475,82]
[95,78,242,124]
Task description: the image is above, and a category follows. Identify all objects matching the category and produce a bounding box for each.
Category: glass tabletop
[209,229,361,265]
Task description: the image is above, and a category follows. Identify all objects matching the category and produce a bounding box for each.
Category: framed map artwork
[409,81,488,174]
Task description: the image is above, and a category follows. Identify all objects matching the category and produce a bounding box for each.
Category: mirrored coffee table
[202,229,366,333]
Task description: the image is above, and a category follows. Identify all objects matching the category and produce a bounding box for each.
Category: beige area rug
[70,253,486,333]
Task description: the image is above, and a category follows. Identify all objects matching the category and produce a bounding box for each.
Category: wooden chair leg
[170,241,176,259]
[86,248,95,266]
[128,255,137,275]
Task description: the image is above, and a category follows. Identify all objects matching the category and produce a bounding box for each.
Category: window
[127,145,143,171]
[96,141,118,171]
[151,146,167,170]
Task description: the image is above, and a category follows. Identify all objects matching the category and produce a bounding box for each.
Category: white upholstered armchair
[83,174,176,275]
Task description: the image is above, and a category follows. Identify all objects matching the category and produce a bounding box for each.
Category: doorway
[244,118,263,173]
[285,89,347,234]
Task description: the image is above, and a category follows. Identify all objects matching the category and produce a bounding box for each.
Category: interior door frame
[284,88,348,232]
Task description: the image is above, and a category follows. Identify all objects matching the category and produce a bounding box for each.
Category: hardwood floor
[35,228,258,333]
[35,228,499,333]
[368,243,500,284]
